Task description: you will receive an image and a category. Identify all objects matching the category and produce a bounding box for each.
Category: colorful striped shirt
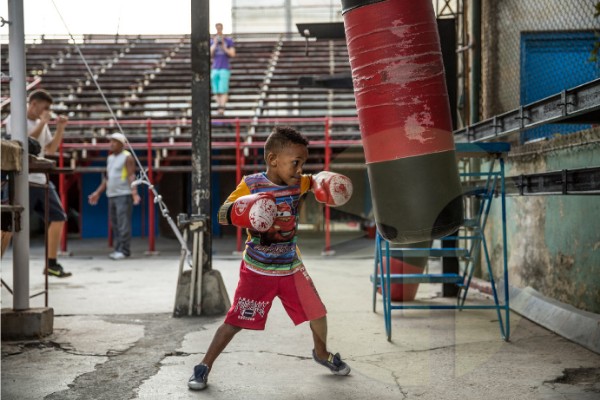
[221,173,312,276]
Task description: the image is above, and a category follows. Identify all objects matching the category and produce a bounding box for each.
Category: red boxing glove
[312,171,353,207]
[228,192,277,232]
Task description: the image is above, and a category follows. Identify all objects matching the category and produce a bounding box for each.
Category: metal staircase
[372,142,511,342]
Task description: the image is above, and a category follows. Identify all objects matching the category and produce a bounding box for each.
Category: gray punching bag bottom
[368,149,464,245]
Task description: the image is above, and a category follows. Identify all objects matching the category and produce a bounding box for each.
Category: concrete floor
[2,234,600,399]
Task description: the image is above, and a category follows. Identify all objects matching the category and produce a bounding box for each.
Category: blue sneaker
[188,363,210,390]
[312,350,351,376]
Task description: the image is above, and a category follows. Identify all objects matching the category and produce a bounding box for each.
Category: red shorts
[224,261,327,330]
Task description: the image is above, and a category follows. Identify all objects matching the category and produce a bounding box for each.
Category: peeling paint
[404,113,434,143]
[486,129,600,313]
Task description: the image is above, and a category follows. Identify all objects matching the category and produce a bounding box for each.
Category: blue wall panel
[520,32,599,142]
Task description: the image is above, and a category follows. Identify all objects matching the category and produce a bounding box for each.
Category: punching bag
[342,0,463,244]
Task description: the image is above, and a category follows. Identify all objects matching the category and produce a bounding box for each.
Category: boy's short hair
[28,89,53,104]
[264,126,309,158]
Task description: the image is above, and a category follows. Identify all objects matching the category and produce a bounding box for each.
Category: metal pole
[284,0,292,38]
[59,140,67,252]
[324,117,331,254]
[469,0,483,278]
[470,0,481,124]
[191,0,212,272]
[235,118,242,253]
[8,0,30,311]
[146,119,156,253]
[501,158,510,340]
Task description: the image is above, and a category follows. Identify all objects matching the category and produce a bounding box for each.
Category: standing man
[210,22,236,116]
[4,89,72,277]
[88,133,140,260]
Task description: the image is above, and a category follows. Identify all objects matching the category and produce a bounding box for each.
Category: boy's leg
[279,268,328,351]
[190,261,278,386]
[310,315,351,376]
[189,322,241,390]
[201,323,242,369]
[310,316,329,360]
[279,267,351,375]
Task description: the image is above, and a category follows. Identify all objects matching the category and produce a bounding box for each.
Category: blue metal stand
[371,142,511,342]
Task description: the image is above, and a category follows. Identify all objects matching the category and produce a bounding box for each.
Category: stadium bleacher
[1,33,361,167]
[1,34,366,238]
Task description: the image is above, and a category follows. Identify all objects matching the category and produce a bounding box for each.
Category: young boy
[188,126,354,390]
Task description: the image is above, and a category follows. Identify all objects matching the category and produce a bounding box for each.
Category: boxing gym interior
[1,1,599,399]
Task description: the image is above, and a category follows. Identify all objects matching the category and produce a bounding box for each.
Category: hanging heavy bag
[341,0,463,244]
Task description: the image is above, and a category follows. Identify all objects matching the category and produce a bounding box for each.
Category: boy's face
[266,143,308,186]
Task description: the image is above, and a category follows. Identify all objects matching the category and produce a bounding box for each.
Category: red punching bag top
[342,0,456,164]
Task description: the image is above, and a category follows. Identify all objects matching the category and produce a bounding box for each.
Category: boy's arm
[300,174,313,195]
[218,178,277,232]
[217,179,251,225]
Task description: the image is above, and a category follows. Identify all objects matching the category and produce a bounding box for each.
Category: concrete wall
[477,0,599,314]
[483,128,600,314]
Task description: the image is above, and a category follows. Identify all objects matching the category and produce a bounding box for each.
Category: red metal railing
[235,118,243,253]
[324,117,332,254]
[59,140,67,253]
[146,119,156,254]
[55,116,360,253]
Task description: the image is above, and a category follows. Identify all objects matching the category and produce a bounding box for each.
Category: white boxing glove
[312,171,353,207]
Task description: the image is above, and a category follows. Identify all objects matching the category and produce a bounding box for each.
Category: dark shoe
[188,363,210,390]
[312,349,351,376]
[46,264,72,278]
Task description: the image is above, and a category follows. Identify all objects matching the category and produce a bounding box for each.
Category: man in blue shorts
[210,23,236,116]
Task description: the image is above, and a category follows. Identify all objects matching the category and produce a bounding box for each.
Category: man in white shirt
[88,133,140,260]
[4,89,72,277]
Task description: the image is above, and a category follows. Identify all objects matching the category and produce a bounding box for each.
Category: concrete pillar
[8,0,30,311]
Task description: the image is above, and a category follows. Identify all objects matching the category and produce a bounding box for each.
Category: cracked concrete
[46,314,204,400]
[2,236,600,399]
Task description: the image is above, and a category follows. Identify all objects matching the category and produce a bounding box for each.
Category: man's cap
[109,133,127,144]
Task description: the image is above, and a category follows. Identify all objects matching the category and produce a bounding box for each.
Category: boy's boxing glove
[312,171,353,207]
[222,192,277,232]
